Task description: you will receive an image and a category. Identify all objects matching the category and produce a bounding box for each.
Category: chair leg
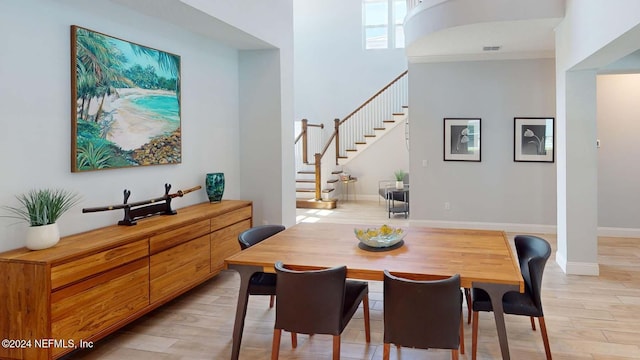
[332,335,341,360]
[459,311,465,354]
[271,329,282,360]
[383,343,390,360]
[269,295,275,308]
[538,317,552,360]
[464,288,472,324]
[362,294,371,343]
[472,311,479,360]
[452,349,459,360]
[291,332,297,348]
[530,316,536,330]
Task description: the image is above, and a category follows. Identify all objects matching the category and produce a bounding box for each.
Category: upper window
[363,0,407,50]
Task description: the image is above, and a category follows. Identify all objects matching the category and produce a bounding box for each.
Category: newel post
[314,153,322,201]
[334,118,340,165]
[301,118,308,164]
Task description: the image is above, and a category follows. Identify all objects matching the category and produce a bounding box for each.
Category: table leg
[228,264,263,360]
[472,282,519,360]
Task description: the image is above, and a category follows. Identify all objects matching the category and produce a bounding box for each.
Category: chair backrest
[383,271,461,350]
[237,225,286,250]
[514,235,551,312]
[274,262,347,335]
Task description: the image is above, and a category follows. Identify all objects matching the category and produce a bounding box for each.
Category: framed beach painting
[71,25,181,172]
[514,117,554,162]
[443,118,481,162]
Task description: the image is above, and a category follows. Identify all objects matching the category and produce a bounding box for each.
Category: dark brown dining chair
[383,270,464,360]
[471,235,552,360]
[237,225,286,308]
[270,261,371,360]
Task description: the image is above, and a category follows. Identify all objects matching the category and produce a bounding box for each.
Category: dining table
[224,222,524,360]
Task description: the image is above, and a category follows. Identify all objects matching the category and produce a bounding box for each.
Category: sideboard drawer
[211,219,250,272]
[150,235,211,303]
[50,239,149,290]
[211,205,251,232]
[51,258,149,357]
[149,219,210,254]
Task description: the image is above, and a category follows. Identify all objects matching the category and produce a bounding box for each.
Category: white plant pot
[395,181,404,190]
[25,223,60,250]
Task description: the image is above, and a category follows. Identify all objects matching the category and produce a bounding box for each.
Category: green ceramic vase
[205,172,225,203]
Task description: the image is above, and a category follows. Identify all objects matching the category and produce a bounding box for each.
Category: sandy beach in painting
[104,88,179,151]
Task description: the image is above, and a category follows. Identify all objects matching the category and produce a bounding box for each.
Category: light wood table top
[225,222,523,291]
[226,222,525,360]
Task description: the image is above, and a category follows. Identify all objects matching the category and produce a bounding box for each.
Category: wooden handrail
[339,70,408,126]
[296,71,408,199]
[320,119,339,158]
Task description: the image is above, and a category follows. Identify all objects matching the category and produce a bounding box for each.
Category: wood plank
[211,219,251,273]
[225,222,524,290]
[51,258,149,357]
[210,205,252,232]
[150,236,210,303]
[0,261,50,360]
[149,219,209,254]
[50,239,149,290]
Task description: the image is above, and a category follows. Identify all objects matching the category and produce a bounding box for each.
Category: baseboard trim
[555,251,599,275]
[409,219,556,235]
[348,202,640,239]
[597,227,640,238]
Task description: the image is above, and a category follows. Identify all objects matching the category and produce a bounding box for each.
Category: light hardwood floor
[65,200,640,360]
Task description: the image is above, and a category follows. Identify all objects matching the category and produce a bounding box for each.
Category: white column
[556,70,600,275]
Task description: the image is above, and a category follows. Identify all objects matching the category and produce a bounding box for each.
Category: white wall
[597,74,640,229]
[408,59,556,228]
[0,0,266,251]
[180,0,294,50]
[557,0,640,72]
[339,121,410,200]
[554,0,640,274]
[293,0,408,131]
[239,50,286,225]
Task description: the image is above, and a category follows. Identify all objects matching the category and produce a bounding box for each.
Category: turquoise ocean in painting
[130,94,180,124]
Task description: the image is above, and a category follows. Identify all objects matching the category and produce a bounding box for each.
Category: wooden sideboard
[0,200,252,360]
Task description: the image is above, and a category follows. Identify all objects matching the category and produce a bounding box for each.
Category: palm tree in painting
[130,46,180,104]
[75,28,129,122]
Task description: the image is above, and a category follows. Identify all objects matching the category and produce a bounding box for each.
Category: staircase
[295,71,408,209]
[338,107,408,166]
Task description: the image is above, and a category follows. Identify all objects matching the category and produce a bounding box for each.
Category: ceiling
[109,0,273,50]
[405,18,562,63]
[403,0,565,63]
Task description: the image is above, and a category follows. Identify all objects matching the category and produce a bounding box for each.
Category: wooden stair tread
[296,188,335,193]
[296,198,337,209]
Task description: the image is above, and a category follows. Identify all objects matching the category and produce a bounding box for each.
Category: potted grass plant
[2,189,80,250]
[394,170,406,189]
